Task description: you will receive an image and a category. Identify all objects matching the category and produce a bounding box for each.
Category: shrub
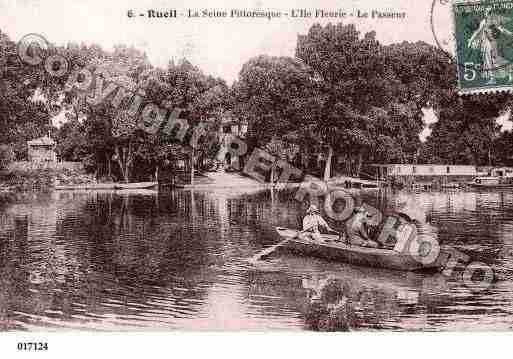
[0,145,15,170]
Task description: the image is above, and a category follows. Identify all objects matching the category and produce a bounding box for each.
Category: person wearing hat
[345,206,379,248]
[301,204,336,241]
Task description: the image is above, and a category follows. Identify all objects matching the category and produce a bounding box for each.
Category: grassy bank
[0,167,95,193]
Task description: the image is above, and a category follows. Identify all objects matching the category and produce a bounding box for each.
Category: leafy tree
[55,118,88,161]
[296,24,457,178]
[0,145,15,170]
[421,94,509,165]
[0,30,51,158]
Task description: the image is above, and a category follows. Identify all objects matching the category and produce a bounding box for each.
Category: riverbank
[181,171,302,190]
[0,166,95,193]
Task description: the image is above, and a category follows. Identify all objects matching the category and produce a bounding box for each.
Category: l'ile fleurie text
[128,9,407,19]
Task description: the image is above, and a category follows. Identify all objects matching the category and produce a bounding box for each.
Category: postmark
[453,0,513,94]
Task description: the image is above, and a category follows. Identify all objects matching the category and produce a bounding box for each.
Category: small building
[219,112,248,139]
[372,164,478,186]
[218,112,248,169]
[27,135,57,162]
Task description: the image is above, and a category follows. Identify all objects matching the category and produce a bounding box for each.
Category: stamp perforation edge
[452,0,513,95]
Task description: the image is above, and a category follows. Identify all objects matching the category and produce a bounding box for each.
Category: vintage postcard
[0,0,512,357]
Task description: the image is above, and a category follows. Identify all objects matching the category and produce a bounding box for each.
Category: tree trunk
[114,146,126,183]
[122,147,129,183]
[190,149,195,186]
[356,151,363,178]
[323,146,334,182]
[346,149,352,176]
[115,144,133,183]
[302,149,309,171]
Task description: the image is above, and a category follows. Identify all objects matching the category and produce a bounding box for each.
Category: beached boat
[55,182,158,191]
[114,182,158,190]
[469,176,513,189]
[54,183,117,190]
[274,227,444,272]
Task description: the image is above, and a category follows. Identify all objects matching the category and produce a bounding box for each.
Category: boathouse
[27,135,57,163]
[372,164,477,186]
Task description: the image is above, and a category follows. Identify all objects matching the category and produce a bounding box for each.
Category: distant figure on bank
[301,205,335,241]
[346,207,379,248]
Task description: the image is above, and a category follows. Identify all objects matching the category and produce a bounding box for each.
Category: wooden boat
[275,227,444,272]
[440,182,464,189]
[470,183,513,189]
[115,189,158,196]
[469,176,513,189]
[55,183,117,190]
[55,182,158,191]
[114,182,158,190]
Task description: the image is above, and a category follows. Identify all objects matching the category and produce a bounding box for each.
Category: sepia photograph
[1,0,513,357]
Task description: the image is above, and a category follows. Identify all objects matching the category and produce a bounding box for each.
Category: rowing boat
[114,182,158,190]
[275,227,444,272]
[469,183,513,189]
[55,182,158,191]
[469,176,513,189]
[54,183,117,190]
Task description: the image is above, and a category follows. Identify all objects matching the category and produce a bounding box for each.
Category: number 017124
[17,342,48,351]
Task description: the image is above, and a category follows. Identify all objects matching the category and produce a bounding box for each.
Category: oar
[324,229,345,243]
[251,228,310,262]
[252,226,344,262]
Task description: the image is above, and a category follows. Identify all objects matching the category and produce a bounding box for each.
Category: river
[0,187,512,331]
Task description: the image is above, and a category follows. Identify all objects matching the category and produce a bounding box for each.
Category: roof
[27,135,55,146]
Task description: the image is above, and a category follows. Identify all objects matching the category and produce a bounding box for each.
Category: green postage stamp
[453,0,513,94]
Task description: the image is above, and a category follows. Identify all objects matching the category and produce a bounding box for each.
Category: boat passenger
[301,205,335,241]
[397,205,438,256]
[345,207,379,248]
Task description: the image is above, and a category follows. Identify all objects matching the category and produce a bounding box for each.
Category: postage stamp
[453,0,513,94]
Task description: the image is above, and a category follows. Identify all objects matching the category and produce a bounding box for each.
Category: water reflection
[0,188,512,330]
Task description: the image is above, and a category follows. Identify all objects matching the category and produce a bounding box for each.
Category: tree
[0,30,51,158]
[0,145,14,170]
[422,94,509,165]
[55,118,88,161]
[296,24,457,178]
[233,55,320,177]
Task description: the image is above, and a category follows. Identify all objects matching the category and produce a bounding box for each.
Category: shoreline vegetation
[0,166,96,193]
[2,22,513,195]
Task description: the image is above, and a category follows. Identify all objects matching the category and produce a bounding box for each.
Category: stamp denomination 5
[453,0,513,94]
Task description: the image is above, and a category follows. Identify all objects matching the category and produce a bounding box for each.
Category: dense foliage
[2,23,513,183]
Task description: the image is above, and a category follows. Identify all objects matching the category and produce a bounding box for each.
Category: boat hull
[276,228,444,272]
[469,183,513,189]
[55,184,117,190]
[114,182,158,190]
[55,182,158,191]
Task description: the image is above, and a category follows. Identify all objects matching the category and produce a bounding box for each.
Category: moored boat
[114,181,158,190]
[55,182,158,191]
[54,183,117,190]
[275,227,444,272]
[469,176,513,189]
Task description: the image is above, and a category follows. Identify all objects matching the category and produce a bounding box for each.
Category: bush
[0,145,15,170]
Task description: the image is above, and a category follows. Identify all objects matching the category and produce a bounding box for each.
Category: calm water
[1,187,513,331]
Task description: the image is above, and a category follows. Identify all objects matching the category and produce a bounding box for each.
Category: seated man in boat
[345,207,380,248]
[300,205,336,241]
[396,204,438,254]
